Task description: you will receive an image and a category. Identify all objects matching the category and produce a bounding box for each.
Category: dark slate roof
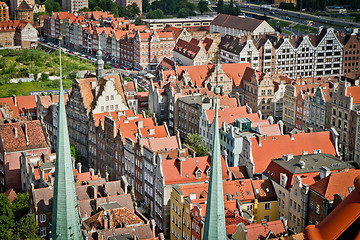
[272,153,352,174]
[219,34,246,54]
[211,14,265,32]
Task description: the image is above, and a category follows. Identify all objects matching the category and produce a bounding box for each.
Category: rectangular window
[265,203,271,210]
[264,215,270,222]
[40,227,46,237]
[40,214,46,223]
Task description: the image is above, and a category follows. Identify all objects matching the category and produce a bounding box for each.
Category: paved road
[239,3,358,30]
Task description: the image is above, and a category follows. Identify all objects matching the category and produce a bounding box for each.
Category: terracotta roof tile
[310,169,360,200]
[0,120,49,152]
[163,156,229,185]
[346,85,360,104]
[140,135,180,153]
[252,179,277,202]
[246,220,286,240]
[251,131,338,174]
[304,175,360,240]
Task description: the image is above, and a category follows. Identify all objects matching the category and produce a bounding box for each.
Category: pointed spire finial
[203,86,227,239]
[51,35,82,240]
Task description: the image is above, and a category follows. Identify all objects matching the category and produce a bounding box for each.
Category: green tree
[185,133,209,157]
[70,145,79,161]
[78,7,91,12]
[0,194,15,238]
[16,214,40,240]
[143,110,152,118]
[146,9,165,19]
[126,3,141,17]
[198,0,209,14]
[142,0,150,13]
[177,8,190,18]
[355,14,360,22]
[135,16,144,25]
[12,192,29,220]
[217,0,224,13]
[40,73,49,82]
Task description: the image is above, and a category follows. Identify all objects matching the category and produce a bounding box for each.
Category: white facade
[92,78,128,114]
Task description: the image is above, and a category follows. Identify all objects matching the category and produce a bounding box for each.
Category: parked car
[114,63,121,68]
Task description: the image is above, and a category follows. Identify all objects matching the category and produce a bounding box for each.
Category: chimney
[40,168,44,180]
[299,160,306,169]
[12,95,17,106]
[150,219,156,238]
[90,168,95,176]
[102,215,109,230]
[177,158,184,176]
[23,123,29,145]
[319,166,331,179]
[77,162,82,173]
[290,132,294,140]
[48,175,53,186]
[108,211,114,228]
[282,154,293,161]
[138,120,143,129]
[92,185,98,198]
[307,127,313,133]
[14,127,18,138]
[149,128,155,135]
[256,135,262,147]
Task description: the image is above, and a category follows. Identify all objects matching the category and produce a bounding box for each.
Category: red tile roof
[205,106,257,128]
[310,169,360,200]
[251,131,338,173]
[304,175,360,240]
[4,188,17,202]
[0,120,49,153]
[246,220,286,240]
[252,179,277,202]
[346,85,360,104]
[163,156,229,185]
[140,135,179,153]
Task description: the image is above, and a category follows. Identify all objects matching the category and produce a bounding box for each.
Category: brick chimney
[12,95,17,106]
[77,162,82,173]
[138,120,143,129]
[92,185,98,199]
[177,158,185,176]
[13,127,18,138]
[256,135,262,146]
[90,168,95,176]
[23,123,29,145]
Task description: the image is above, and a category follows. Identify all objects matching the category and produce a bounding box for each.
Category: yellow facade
[170,187,184,240]
[182,200,192,240]
[253,199,278,223]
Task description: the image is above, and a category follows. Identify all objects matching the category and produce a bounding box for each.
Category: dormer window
[195,168,202,178]
[206,167,210,177]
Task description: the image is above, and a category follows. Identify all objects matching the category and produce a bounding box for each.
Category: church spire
[51,35,82,240]
[203,87,227,240]
[95,49,104,82]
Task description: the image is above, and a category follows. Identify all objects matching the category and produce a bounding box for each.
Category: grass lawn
[0,48,95,97]
[269,19,292,28]
[293,24,318,34]
[282,30,293,35]
[0,79,73,97]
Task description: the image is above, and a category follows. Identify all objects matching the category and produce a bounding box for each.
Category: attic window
[236,192,241,197]
[195,169,202,178]
[186,174,189,178]
[265,188,270,193]
[255,189,259,194]
[206,168,210,177]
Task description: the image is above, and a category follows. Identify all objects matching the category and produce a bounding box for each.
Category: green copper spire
[51,36,82,240]
[203,87,227,240]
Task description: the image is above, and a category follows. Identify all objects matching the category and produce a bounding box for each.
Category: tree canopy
[0,192,40,240]
[185,133,209,157]
[198,0,209,14]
